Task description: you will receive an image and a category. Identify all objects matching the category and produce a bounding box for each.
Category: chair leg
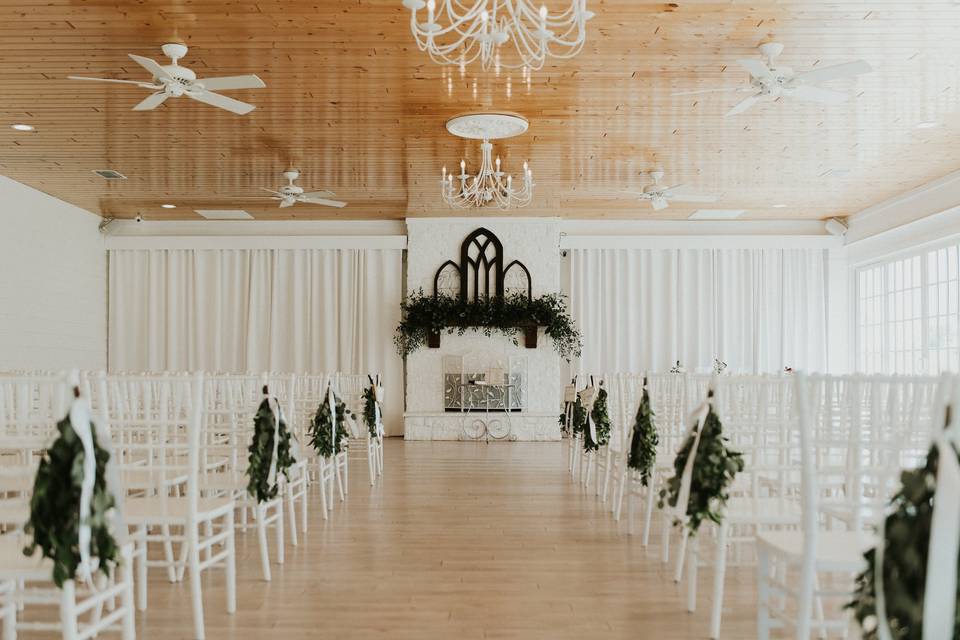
[674,525,690,582]
[613,468,626,522]
[661,511,672,563]
[709,522,729,639]
[276,500,285,565]
[224,511,237,614]
[601,450,612,501]
[757,547,771,640]
[187,522,206,640]
[60,580,79,640]
[300,480,308,533]
[1,581,15,640]
[687,534,699,613]
[368,441,376,486]
[136,526,148,612]
[319,464,329,520]
[256,504,272,582]
[286,487,298,547]
[642,479,656,546]
[121,550,136,640]
[161,523,177,583]
[627,480,637,536]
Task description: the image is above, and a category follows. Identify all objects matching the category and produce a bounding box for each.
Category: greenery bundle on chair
[658,397,744,533]
[24,414,119,587]
[309,390,352,458]
[246,397,295,503]
[582,385,611,452]
[362,385,378,438]
[627,384,659,486]
[848,439,960,640]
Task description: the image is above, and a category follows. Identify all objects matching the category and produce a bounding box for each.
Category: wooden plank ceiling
[0,1,958,221]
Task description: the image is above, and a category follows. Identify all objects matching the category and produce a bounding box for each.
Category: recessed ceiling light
[915,121,940,129]
[688,209,745,220]
[160,204,176,209]
[772,204,787,208]
[10,123,34,131]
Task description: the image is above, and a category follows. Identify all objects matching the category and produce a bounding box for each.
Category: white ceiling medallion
[403,0,593,72]
[441,112,534,210]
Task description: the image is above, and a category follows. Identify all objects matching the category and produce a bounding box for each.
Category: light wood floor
[136,440,757,639]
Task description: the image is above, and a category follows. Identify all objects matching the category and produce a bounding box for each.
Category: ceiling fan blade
[260,187,284,196]
[672,87,747,96]
[650,196,669,211]
[128,54,174,80]
[300,190,336,199]
[737,59,775,81]
[132,92,169,111]
[199,74,266,91]
[669,194,718,203]
[794,60,872,85]
[68,76,159,89]
[300,197,348,208]
[790,84,849,105]
[725,93,761,116]
[278,199,295,208]
[188,90,256,115]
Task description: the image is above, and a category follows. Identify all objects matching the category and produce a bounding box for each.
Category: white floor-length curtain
[108,248,405,435]
[567,247,829,376]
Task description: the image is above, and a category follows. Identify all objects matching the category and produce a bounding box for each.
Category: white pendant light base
[446,112,529,140]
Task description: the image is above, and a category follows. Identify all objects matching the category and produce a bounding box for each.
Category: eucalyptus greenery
[308,391,352,458]
[362,385,378,438]
[24,414,119,588]
[246,398,295,503]
[658,401,744,533]
[582,386,612,452]
[848,439,960,639]
[627,386,659,486]
[394,290,582,361]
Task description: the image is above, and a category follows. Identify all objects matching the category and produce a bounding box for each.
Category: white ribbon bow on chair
[327,384,338,457]
[68,387,98,587]
[265,392,282,488]
[372,375,385,438]
[675,396,712,524]
[579,380,598,443]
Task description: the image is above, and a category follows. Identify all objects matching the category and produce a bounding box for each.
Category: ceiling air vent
[688,209,745,220]
[92,169,127,180]
[194,209,254,220]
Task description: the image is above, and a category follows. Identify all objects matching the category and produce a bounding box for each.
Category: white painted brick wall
[0,176,106,371]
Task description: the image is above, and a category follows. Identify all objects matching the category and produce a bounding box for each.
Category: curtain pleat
[567,247,828,376]
[108,247,405,435]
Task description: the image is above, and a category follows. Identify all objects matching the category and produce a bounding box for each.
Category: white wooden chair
[0,373,137,640]
[100,373,236,640]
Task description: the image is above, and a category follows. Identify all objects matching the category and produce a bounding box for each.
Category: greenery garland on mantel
[246,397,295,503]
[24,414,119,587]
[394,290,582,361]
[848,438,960,639]
[658,398,744,533]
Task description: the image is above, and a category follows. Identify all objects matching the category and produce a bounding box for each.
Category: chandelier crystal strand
[403,0,593,71]
[441,139,533,209]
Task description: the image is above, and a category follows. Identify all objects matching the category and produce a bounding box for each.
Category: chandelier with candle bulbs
[402,0,593,72]
[441,113,534,210]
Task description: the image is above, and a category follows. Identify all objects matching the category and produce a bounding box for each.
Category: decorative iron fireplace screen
[444,373,525,412]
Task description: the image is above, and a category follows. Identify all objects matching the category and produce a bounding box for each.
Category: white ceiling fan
[673,42,872,117]
[260,170,347,209]
[68,43,265,115]
[627,171,717,211]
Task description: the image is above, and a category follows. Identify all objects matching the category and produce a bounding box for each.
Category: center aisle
[139,440,756,639]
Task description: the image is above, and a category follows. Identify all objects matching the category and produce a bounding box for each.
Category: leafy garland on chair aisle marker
[847,432,960,639]
[309,387,353,457]
[627,380,659,486]
[582,382,611,452]
[362,385,379,438]
[246,391,295,503]
[24,405,119,587]
[658,391,744,533]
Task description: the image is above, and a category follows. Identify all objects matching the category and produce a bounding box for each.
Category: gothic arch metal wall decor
[432,228,532,302]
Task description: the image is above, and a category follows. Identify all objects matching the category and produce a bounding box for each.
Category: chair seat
[0,536,52,581]
[724,496,802,524]
[756,530,874,571]
[124,495,235,524]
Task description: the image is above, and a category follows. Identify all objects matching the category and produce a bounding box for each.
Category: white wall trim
[105,219,406,237]
[560,218,830,237]
[106,235,407,250]
[562,235,839,250]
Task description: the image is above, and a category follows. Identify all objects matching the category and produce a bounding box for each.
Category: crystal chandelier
[442,139,534,209]
[402,0,594,71]
[441,113,534,210]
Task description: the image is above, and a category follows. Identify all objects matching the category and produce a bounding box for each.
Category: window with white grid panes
[854,241,960,374]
